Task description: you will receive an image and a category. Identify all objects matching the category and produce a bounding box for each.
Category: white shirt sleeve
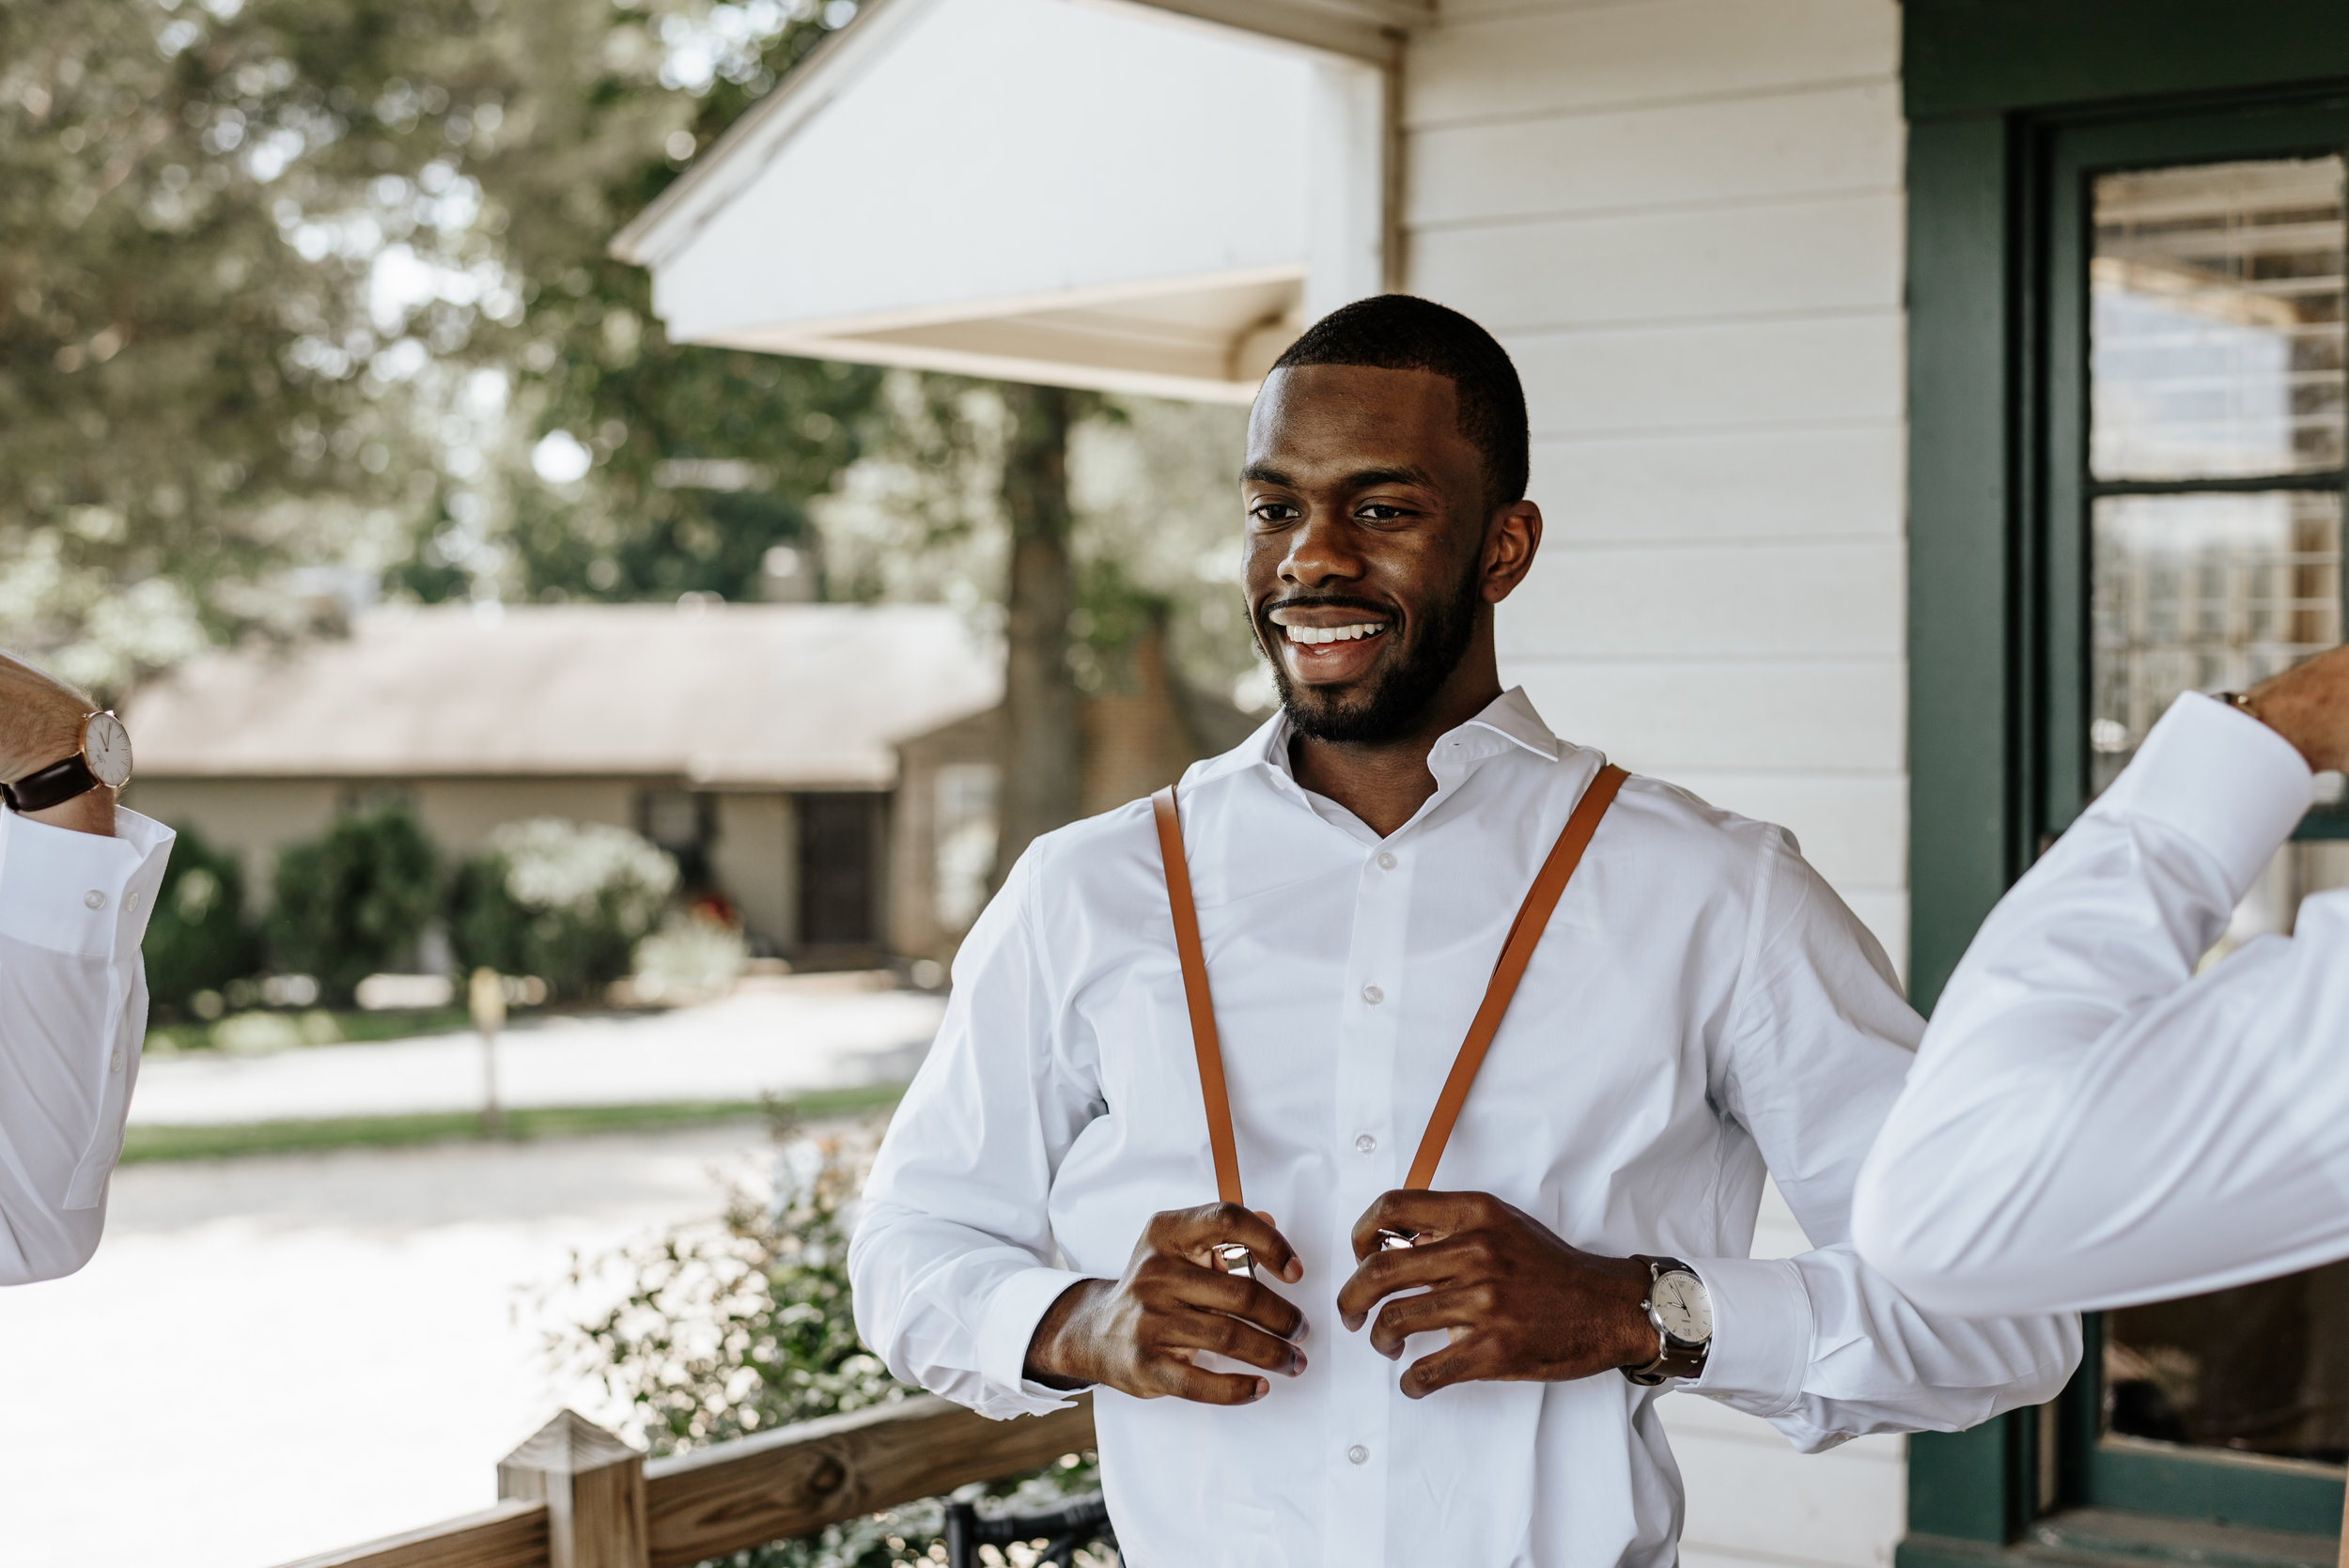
[1688,829,2081,1451]
[0,804,173,1284]
[1851,691,2338,1316]
[848,845,1097,1420]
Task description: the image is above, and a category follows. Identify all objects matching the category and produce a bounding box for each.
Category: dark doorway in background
[796,792,883,957]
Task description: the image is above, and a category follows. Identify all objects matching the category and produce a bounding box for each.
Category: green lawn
[120,1083,910,1164]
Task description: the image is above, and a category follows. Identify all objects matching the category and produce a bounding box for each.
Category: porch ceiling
[614,0,1386,401]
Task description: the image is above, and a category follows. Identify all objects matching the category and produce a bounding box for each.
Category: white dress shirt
[1853,692,2345,1317]
[851,690,2077,1568]
[0,804,172,1284]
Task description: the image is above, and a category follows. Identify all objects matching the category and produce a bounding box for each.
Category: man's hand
[1023,1203,1308,1405]
[0,651,112,837]
[1335,1190,1657,1400]
[2248,645,2349,773]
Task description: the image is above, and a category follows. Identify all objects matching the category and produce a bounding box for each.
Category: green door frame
[1904,0,2349,1557]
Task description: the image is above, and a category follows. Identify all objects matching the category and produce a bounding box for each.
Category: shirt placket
[1321,837,1413,1568]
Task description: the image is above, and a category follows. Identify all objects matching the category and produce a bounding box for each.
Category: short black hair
[1269,294,1530,509]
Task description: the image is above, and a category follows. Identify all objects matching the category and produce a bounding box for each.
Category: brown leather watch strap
[1153,785,1244,1206]
[1152,762,1629,1208]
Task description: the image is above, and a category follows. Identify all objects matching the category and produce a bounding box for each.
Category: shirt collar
[1208,686,1563,807]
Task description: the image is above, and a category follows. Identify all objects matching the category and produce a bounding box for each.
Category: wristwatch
[1623,1255,1713,1386]
[1,711,132,814]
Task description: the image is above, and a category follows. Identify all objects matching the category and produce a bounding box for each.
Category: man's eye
[1359,504,1408,521]
[1251,503,1299,524]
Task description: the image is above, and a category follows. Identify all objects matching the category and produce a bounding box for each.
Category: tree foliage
[0,0,879,696]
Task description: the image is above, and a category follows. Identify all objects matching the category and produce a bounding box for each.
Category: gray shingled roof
[126,603,1001,788]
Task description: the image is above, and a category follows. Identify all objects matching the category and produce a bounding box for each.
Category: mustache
[1255,594,1398,626]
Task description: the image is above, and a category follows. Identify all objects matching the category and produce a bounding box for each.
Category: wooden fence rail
[275,1395,1097,1568]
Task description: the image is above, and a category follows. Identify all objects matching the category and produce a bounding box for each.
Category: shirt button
[83,890,106,910]
[109,1048,122,1074]
[1376,851,1396,870]
[1354,1133,1377,1154]
[1346,1444,1369,1465]
[126,891,140,911]
[1361,984,1383,1005]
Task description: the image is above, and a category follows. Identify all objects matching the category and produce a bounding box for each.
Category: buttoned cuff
[2089,692,2313,895]
[0,805,174,961]
[1684,1255,1812,1414]
[976,1265,1093,1411]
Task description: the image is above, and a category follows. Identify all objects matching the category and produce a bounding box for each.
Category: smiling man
[849,296,2076,1566]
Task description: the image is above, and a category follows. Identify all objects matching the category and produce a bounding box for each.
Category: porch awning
[612,0,1394,401]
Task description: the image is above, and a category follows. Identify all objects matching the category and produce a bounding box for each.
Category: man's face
[1242,364,1503,744]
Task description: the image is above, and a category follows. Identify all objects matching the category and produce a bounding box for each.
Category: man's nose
[1280,513,1363,587]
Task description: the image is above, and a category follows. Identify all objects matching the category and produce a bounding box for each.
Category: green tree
[0,0,496,693]
[1,0,886,694]
[447,0,885,606]
[267,801,439,1004]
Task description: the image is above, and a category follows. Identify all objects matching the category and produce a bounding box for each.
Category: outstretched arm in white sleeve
[1854,656,2349,1317]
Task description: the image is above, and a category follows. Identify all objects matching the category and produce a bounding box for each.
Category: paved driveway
[132,976,947,1126]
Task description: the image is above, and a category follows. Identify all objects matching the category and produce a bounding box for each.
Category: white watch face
[1651,1269,1712,1343]
[83,712,132,788]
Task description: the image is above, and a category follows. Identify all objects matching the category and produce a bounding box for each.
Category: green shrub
[266,802,440,1006]
[549,1120,1099,1568]
[448,818,676,1000]
[144,825,260,1017]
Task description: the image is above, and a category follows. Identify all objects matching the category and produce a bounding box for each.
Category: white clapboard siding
[1405,2,1910,1562]
[1409,82,1901,225]
[1532,426,1902,544]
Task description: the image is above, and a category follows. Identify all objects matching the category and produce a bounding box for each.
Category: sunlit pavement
[0,1121,816,1568]
[132,974,949,1126]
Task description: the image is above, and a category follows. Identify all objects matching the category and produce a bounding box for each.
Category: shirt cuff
[2088,692,2313,894]
[0,805,174,961]
[976,1265,1093,1409]
[1685,1255,1812,1414]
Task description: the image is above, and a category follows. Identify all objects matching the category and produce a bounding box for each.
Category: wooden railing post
[497,1410,649,1568]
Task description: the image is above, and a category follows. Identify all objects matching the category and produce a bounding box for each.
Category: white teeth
[1286,622,1385,645]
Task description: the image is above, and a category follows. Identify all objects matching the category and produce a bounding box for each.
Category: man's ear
[1481,501,1543,605]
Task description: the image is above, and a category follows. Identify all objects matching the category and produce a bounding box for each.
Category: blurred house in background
[124,600,1245,968]
[893,622,1255,962]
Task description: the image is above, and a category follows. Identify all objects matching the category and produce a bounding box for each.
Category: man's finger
[1366,1285,1485,1360]
[1149,1356,1271,1406]
[1153,1202,1303,1283]
[1398,1335,1490,1401]
[1335,1236,1473,1331]
[1167,1268,1309,1342]
[1348,1188,1492,1262]
[1158,1307,1308,1375]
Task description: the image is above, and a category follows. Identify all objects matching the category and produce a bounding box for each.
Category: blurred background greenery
[0,0,1253,707]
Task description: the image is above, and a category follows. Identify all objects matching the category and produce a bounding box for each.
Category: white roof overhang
[613,0,1399,401]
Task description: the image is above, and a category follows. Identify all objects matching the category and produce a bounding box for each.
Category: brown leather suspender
[1150,763,1629,1206]
[1151,784,1247,1207]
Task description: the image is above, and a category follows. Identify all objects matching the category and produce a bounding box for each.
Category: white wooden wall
[1402,2,1910,1562]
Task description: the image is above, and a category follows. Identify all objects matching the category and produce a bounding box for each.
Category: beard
[1260,558,1483,746]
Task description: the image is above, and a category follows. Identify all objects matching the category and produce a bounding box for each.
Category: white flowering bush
[449,818,677,1000]
[632,910,749,1005]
